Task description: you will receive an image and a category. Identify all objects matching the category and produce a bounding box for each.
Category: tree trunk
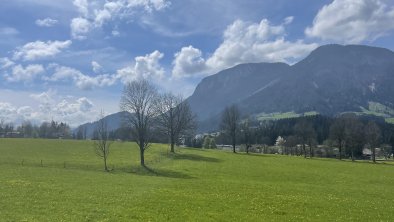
[372,147,376,163]
[170,141,175,153]
[339,143,342,160]
[140,147,145,166]
[351,149,354,162]
[309,144,313,158]
[232,138,236,153]
[104,156,108,171]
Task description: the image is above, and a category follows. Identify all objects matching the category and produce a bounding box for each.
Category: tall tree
[284,135,298,155]
[93,111,112,171]
[344,115,364,161]
[294,120,316,158]
[220,105,240,153]
[275,136,286,154]
[241,119,252,154]
[156,93,196,153]
[329,117,347,160]
[120,79,159,167]
[364,121,381,163]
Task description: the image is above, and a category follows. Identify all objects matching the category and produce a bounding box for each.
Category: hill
[74,111,130,138]
[187,44,394,131]
[1,138,394,221]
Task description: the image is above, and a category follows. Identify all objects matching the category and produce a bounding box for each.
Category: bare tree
[364,121,381,163]
[156,93,196,153]
[93,110,112,171]
[344,115,364,161]
[120,79,159,166]
[284,135,298,155]
[220,105,240,153]
[329,117,347,160]
[241,118,252,154]
[294,120,316,158]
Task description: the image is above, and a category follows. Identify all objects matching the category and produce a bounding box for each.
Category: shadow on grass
[296,156,394,167]
[126,165,195,179]
[170,153,221,163]
[233,152,276,158]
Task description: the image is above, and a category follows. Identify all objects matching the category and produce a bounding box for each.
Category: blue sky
[1,0,394,127]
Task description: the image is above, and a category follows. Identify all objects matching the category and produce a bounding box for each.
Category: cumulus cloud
[172,18,318,77]
[35,18,58,27]
[125,0,170,12]
[13,40,72,61]
[0,57,14,69]
[91,61,102,73]
[94,1,123,27]
[73,0,89,17]
[48,65,116,90]
[30,90,54,104]
[172,45,206,78]
[305,0,394,44]
[5,64,45,82]
[70,0,170,40]
[70,17,92,40]
[0,102,17,117]
[116,50,165,83]
[0,90,99,127]
[0,102,31,124]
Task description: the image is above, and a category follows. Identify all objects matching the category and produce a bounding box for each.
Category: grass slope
[1,138,394,221]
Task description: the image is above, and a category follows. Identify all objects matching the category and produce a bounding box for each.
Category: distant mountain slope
[74,111,130,138]
[187,44,394,131]
[187,62,290,120]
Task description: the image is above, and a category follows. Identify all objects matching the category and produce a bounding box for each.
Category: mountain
[74,111,130,138]
[187,44,394,131]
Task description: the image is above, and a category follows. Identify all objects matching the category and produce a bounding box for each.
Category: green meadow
[1,138,394,221]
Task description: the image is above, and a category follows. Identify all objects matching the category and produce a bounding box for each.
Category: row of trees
[0,120,72,139]
[218,105,394,162]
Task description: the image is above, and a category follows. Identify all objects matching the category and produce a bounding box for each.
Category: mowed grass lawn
[0,139,394,221]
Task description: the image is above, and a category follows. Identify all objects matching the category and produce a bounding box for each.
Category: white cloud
[305,0,394,44]
[30,90,54,104]
[73,0,89,17]
[0,102,17,117]
[5,64,45,82]
[2,90,99,127]
[35,18,58,27]
[283,16,294,25]
[13,40,72,61]
[172,45,206,78]
[94,1,123,27]
[112,29,120,36]
[91,61,102,73]
[0,57,14,69]
[17,106,33,119]
[172,18,318,77]
[70,0,170,39]
[48,65,116,90]
[70,17,92,40]
[125,0,171,12]
[0,103,34,124]
[116,50,165,83]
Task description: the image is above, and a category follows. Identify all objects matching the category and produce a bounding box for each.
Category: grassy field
[1,138,394,221]
[256,111,319,121]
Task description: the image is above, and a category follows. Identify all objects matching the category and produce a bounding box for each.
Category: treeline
[190,112,394,161]
[0,120,72,139]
